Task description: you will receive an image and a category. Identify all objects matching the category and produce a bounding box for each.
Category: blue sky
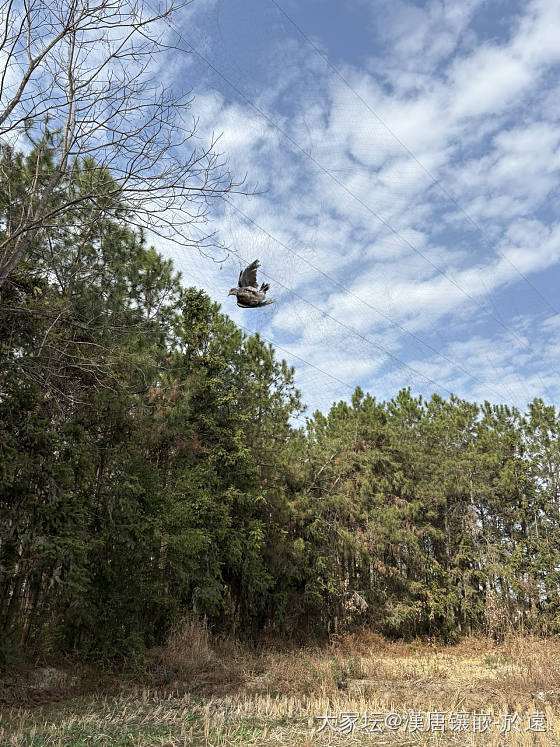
[158,0,560,415]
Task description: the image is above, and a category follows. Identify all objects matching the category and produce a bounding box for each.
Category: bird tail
[260,283,270,293]
[262,299,275,305]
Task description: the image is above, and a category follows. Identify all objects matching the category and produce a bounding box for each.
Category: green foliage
[0,144,302,661]
[3,142,560,665]
[289,389,560,639]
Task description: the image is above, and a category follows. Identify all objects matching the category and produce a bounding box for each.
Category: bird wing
[238,260,260,288]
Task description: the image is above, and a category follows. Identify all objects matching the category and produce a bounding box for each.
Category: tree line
[2,142,560,667]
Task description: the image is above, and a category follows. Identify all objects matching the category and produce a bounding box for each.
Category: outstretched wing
[238,259,259,288]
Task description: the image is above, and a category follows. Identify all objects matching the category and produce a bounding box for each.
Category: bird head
[228,288,238,296]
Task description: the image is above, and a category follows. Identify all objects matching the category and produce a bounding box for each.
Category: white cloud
[152,0,560,414]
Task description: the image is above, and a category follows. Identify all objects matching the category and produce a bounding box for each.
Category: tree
[0,153,186,657]
[0,146,304,657]
[0,0,239,289]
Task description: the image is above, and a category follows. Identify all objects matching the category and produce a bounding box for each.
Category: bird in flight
[229,260,274,308]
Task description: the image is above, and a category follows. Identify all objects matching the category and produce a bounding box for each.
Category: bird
[228,260,275,308]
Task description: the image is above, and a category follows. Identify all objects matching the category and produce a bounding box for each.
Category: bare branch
[0,0,245,288]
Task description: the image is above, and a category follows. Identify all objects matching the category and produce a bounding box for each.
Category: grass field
[2,625,560,745]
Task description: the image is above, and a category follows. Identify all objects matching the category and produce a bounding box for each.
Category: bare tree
[0,0,238,289]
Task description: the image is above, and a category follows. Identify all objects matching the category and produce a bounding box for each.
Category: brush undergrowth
[2,623,560,745]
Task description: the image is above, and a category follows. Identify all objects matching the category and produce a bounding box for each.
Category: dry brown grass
[147,617,246,696]
[149,617,216,681]
[3,626,560,744]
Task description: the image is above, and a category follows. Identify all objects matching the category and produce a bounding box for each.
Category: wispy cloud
[159,0,560,412]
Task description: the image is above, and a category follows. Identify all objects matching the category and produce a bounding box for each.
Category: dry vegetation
[2,623,560,745]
